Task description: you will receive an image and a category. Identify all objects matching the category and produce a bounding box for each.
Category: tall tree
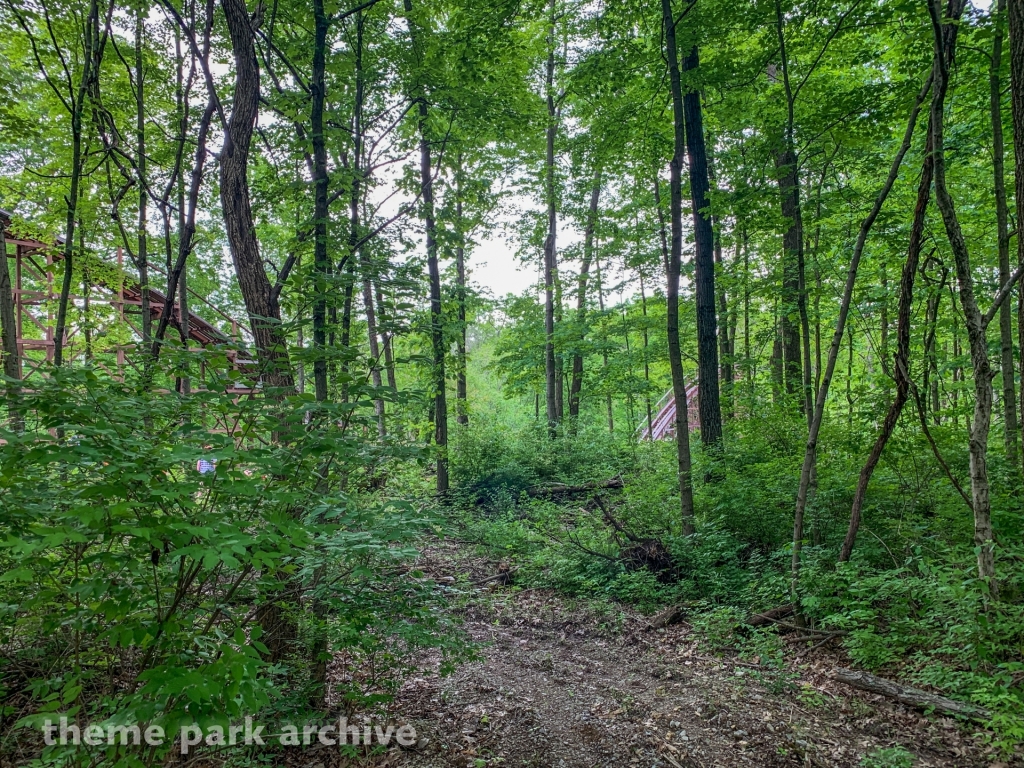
[453,152,469,426]
[990,0,1017,464]
[929,0,1021,590]
[681,42,722,447]
[542,0,560,435]
[568,171,601,422]
[772,0,805,407]
[1010,0,1024,479]
[310,0,331,402]
[839,78,936,564]
[135,7,151,345]
[662,0,696,534]
[403,0,448,492]
[219,0,294,394]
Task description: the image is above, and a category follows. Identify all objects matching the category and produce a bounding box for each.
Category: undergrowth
[446,412,1024,750]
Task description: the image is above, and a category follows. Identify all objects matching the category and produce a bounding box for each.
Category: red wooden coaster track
[636,384,701,440]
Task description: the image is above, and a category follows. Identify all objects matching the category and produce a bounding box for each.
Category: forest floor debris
[342,539,1014,768]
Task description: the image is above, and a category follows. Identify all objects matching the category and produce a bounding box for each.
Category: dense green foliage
[3,0,1024,762]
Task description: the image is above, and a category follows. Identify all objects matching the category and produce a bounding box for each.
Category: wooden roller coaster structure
[2,213,258,419]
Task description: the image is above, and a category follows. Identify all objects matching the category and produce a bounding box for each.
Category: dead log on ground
[526,476,624,497]
[833,667,989,721]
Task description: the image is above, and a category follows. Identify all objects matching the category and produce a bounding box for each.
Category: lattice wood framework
[2,216,253,392]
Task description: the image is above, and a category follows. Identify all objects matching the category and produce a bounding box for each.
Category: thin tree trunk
[879,264,889,374]
[454,153,469,426]
[376,281,397,391]
[404,0,448,492]
[569,172,601,422]
[595,247,613,433]
[0,218,23,431]
[640,269,653,435]
[296,321,304,394]
[54,0,99,367]
[773,0,804,407]
[929,0,1006,590]
[682,45,722,447]
[361,263,385,435]
[923,267,948,425]
[662,0,695,534]
[349,14,384,435]
[136,8,151,344]
[542,0,559,435]
[177,199,190,393]
[839,75,937,564]
[846,325,854,426]
[82,243,91,361]
[714,227,732,419]
[175,37,190,395]
[743,229,752,407]
[311,0,330,402]
[992,0,1018,464]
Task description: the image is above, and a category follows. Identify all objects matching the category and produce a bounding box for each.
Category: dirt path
[383,542,1008,768]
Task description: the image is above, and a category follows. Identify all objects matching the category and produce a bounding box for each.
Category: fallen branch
[472,565,517,587]
[793,634,843,657]
[747,604,795,626]
[833,668,989,721]
[526,476,624,497]
[690,654,763,669]
[593,495,642,543]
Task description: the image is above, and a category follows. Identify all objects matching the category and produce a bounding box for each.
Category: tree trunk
[220,0,296,663]
[54,0,100,367]
[929,0,999,590]
[839,78,938,564]
[569,172,601,421]
[376,282,397,391]
[773,0,804,407]
[793,73,932,582]
[595,248,613,433]
[311,0,330,402]
[0,220,17,379]
[662,0,696,534]
[136,8,151,344]
[149,102,215,360]
[361,263,385,435]
[0,217,22,431]
[542,0,559,436]
[403,0,448,492]
[991,0,1018,464]
[1009,0,1024,476]
[742,229,752,407]
[834,668,990,721]
[177,191,190,394]
[923,266,948,425]
[640,269,653,435]
[682,45,722,448]
[220,0,294,393]
[454,153,469,426]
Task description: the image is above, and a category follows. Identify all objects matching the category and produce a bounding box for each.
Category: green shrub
[0,365,463,766]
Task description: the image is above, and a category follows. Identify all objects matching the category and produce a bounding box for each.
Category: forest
[1,0,1024,765]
